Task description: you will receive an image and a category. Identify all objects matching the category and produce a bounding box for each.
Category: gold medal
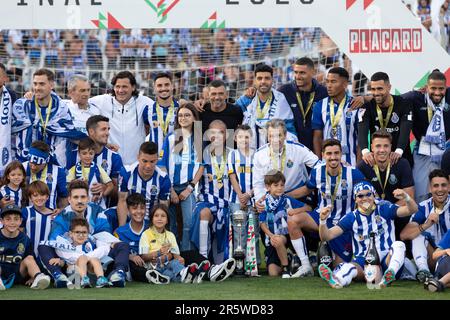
[35,96,52,139]
[296,91,315,126]
[374,162,390,200]
[211,152,226,190]
[270,144,286,172]
[155,101,175,136]
[329,96,346,137]
[326,167,342,207]
[376,96,394,130]
[256,92,273,120]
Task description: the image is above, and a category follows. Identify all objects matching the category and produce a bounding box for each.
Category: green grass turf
[1,276,449,300]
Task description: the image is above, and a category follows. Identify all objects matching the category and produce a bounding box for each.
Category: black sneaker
[281,266,290,279]
[425,278,445,292]
[416,269,434,283]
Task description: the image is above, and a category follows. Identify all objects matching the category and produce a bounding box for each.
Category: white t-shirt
[65,99,101,134]
[89,94,154,166]
[253,141,320,201]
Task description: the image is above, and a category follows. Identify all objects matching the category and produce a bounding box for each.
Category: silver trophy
[232,209,247,275]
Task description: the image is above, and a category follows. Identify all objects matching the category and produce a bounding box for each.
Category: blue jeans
[156,259,185,282]
[169,183,196,251]
[229,203,261,265]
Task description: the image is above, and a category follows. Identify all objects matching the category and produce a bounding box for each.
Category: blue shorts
[353,252,404,280]
[435,255,450,279]
[309,210,353,262]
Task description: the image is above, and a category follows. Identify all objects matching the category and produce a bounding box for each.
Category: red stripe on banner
[162,0,180,16]
[209,12,217,20]
[346,0,357,10]
[107,13,125,29]
[157,0,165,8]
[364,0,375,10]
[445,68,450,87]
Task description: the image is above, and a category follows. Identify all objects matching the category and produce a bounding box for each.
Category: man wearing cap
[22,140,68,212]
[318,180,418,289]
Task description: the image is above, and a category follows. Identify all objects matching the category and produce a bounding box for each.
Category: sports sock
[291,237,311,268]
[388,241,406,274]
[334,263,357,286]
[199,220,209,258]
[412,234,430,271]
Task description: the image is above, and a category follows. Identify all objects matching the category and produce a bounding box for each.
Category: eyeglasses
[72,231,88,236]
[356,192,373,199]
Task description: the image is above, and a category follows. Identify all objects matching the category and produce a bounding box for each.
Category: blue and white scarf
[264,193,288,236]
[421,94,447,163]
[74,161,101,185]
[0,86,13,173]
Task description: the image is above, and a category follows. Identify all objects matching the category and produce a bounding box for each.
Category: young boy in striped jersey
[67,137,114,207]
[191,120,234,265]
[318,181,417,289]
[259,170,308,278]
[21,181,53,261]
[228,124,260,264]
[292,139,365,266]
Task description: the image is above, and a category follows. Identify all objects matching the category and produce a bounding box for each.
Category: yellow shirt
[139,226,179,255]
[67,163,111,185]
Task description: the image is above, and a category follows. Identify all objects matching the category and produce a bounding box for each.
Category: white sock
[199,220,209,258]
[334,263,357,286]
[291,237,311,268]
[412,235,430,271]
[388,241,406,274]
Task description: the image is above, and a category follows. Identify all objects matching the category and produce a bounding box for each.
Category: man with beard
[238,64,296,150]
[358,72,413,166]
[199,80,243,135]
[312,67,359,166]
[401,169,450,283]
[144,72,181,153]
[402,70,450,203]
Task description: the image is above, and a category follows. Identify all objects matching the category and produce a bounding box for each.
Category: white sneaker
[291,265,314,278]
[145,270,170,285]
[31,273,51,290]
[209,258,236,282]
[180,263,198,284]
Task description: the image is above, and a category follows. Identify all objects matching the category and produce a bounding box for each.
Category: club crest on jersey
[389,174,398,185]
[358,234,365,241]
[101,159,108,171]
[2,148,9,166]
[47,173,53,183]
[152,120,159,128]
[150,185,159,196]
[286,159,293,168]
[391,112,399,124]
[207,173,214,182]
[375,215,382,224]
[17,243,25,254]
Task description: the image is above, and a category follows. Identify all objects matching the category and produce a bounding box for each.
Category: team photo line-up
[0,57,449,293]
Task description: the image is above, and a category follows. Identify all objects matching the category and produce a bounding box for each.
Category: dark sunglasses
[356,192,373,199]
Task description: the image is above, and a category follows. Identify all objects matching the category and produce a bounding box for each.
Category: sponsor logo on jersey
[150,185,159,196]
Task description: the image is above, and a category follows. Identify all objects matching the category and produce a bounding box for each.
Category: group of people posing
[0,57,449,293]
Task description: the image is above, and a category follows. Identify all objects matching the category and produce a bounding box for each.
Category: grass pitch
[1,276,449,300]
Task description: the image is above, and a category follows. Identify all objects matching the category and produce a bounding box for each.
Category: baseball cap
[1,204,22,218]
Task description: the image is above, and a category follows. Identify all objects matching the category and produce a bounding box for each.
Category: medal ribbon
[326,167,342,205]
[270,145,286,173]
[35,96,52,138]
[155,101,175,136]
[373,162,391,200]
[296,91,315,126]
[376,96,394,130]
[211,152,226,184]
[329,96,346,132]
[256,92,273,120]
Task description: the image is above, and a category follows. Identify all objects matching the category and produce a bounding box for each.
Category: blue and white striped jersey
[338,201,399,260]
[23,161,68,210]
[412,195,450,245]
[0,185,23,208]
[119,163,171,220]
[158,133,202,186]
[198,145,232,208]
[307,163,365,227]
[312,95,359,166]
[114,221,149,255]
[144,100,179,153]
[21,206,53,258]
[227,148,254,204]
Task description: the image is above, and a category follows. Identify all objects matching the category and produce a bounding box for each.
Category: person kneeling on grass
[424,229,450,292]
[259,170,313,279]
[51,217,111,289]
[139,204,198,284]
[0,204,51,290]
[318,181,418,289]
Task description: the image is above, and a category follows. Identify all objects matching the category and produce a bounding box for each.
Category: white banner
[1,0,449,92]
